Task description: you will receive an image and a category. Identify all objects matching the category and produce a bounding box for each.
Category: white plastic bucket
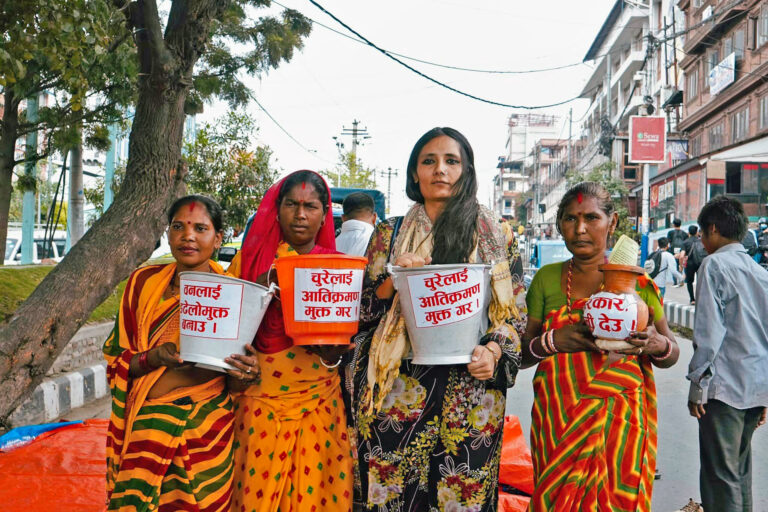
[179,271,275,372]
[390,263,491,365]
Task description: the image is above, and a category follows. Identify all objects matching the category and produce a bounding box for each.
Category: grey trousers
[698,399,764,512]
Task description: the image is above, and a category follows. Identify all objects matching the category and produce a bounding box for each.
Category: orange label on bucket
[407,267,485,327]
[180,280,244,339]
[293,268,364,322]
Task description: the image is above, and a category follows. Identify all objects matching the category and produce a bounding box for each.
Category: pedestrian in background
[336,191,377,256]
[687,196,768,512]
[652,237,683,298]
[680,225,704,304]
[667,218,688,257]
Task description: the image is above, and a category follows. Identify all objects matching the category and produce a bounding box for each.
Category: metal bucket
[179,271,275,372]
[390,263,491,365]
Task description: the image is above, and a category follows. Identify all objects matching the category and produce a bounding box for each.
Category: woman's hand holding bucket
[467,342,499,381]
[376,253,432,300]
[225,345,261,385]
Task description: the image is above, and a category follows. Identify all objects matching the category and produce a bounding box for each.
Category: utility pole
[377,167,398,214]
[68,125,84,249]
[340,119,371,161]
[568,107,573,172]
[104,123,118,212]
[20,95,38,264]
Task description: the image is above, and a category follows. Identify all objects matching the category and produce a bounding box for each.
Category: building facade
[667,0,768,223]
[493,113,558,220]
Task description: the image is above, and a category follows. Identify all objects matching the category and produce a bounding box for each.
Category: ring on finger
[246,367,251,374]
[638,347,643,354]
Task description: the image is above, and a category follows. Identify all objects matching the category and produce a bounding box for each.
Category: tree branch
[140,0,174,81]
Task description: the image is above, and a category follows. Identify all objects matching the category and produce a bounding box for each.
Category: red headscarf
[239,170,337,353]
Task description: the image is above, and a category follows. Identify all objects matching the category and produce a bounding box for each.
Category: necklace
[565,258,574,316]
[168,273,180,296]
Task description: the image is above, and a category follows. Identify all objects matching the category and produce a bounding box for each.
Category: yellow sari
[228,245,354,512]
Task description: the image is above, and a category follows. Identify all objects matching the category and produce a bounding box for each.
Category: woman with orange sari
[228,170,354,512]
[103,195,259,511]
[522,182,680,511]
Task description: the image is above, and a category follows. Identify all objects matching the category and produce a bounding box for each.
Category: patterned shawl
[363,203,520,413]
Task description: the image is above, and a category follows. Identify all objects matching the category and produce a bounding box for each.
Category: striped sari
[103,262,234,512]
[528,268,661,512]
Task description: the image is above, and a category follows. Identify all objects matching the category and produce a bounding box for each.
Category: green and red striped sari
[529,270,661,511]
[103,262,234,512]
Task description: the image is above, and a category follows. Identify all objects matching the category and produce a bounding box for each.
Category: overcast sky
[202,0,617,216]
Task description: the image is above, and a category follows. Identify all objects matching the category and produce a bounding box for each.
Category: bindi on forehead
[577,192,583,204]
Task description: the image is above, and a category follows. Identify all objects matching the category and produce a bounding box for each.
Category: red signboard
[629,116,667,163]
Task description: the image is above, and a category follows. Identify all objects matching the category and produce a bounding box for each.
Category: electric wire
[272,0,636,75]
[246,90,335,164]
[306,0,587,110]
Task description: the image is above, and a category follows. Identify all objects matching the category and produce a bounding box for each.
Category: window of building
[687,67,699,100]
[690,135,702,157]
[693,0,703,8]
[726,165,741,194]
[730,106,750,144]
[706,49,720,81]
[709,123,724,150]
[734,29,745,60]
[760,96,768,130]
[507,180,516,191]
[504,199,512,208]
[760,6,768,47]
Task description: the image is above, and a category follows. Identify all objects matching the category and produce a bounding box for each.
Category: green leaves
[184,111,278,231]
[320,151,378,189]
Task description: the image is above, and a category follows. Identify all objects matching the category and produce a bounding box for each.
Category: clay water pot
[582,264,649,351]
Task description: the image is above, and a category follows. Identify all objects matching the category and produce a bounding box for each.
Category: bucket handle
[266,282,280,305]
[386,263,398,290]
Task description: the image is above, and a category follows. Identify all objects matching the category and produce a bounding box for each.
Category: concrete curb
[663,300,695,330]
[8,362,109,426]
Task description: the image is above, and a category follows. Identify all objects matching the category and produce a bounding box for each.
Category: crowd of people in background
[101,127,767,512]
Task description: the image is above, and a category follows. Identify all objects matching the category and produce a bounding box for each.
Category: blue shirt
[688,243,768,408]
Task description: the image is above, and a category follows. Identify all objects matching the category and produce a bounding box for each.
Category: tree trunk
[0,88,188,423]
[0,89,19,266]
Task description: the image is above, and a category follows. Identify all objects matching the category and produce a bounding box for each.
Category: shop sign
[709,53,736,96]
[629,116,667,163]
[650,185,660,208]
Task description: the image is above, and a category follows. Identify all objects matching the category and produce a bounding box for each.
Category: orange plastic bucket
[275,254,368,345]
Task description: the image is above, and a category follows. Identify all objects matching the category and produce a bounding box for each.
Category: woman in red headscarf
[226,170,354,512]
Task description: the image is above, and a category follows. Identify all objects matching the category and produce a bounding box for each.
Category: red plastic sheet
[498,415,534,495]
[0,419,107,511]
[499,490,531,512]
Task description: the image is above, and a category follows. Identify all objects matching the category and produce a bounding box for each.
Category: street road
[505,334,768,511]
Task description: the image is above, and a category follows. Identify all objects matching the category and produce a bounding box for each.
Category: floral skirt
[356,362,505,512]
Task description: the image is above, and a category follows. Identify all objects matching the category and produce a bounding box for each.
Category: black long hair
[168,194,224,232]
[278,170,329,212]
[405,127,479,264]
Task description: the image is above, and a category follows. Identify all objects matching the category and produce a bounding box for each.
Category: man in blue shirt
[687,196,768,512]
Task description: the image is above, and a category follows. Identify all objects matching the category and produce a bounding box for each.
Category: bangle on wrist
[529,337,546,360]
[650,338,674,361]
[546,329,558,354]
[540,332,552,355]
[319,355,343,369]
[484,344,501,361]
[139,351,154,373]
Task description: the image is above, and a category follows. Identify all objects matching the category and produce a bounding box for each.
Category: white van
[4,229,67,265]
